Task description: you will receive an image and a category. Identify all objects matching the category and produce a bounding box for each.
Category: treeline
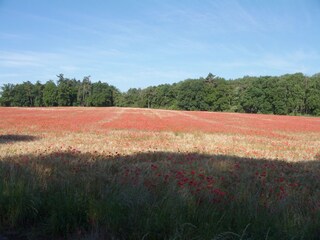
[1,72,320,116]
[0,74,121,107]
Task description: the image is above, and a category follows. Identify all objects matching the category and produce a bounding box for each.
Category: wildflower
[289,183,299,187]
[198,173,205,179]
[212,188,226,196]
[151,164,158,170]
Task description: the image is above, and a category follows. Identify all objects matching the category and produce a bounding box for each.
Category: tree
[241,87,264,113]
[1,72,320,116]
[177,79,209,111]
[11,82,35,107]
[306,75,320,115]
[0,84,15,106]
[34,81,44,107]
[142,86,156,108]
[122,88,144,107]
[278,74,304,115]
[87,81,113,107]
[77,76,92,106]
[43,80,58,106]
[204,77,231,111]
[110,86,123,107]
[56,74,78,106]
[153,84,178,109]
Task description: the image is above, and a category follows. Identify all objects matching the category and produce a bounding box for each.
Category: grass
[0,107,320,239]
[1,151,320,239]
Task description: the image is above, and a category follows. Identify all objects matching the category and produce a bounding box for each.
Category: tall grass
[0,151,320,239]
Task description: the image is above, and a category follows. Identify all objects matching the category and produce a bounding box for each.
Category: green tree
[122,88,144,107]
[177,79,209,110]
[278,73,304,115]
[306,74,320,115]
[43,80,58,106]
[11,81,35,107]
[0,84,15,106]
[1,72,320,116]
[87,81,113,107]
[240,79,265,113]
[77,76,92,106]
[56,74,78,106]
[203,75,231,111]
[153,84,178,109]
[111,86,123,107]
[33,81,44,107]
[141,86,156,108]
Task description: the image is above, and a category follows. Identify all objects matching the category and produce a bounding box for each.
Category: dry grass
[1,107,320,239]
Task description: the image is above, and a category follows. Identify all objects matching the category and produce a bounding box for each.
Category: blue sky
[0,0,320,91]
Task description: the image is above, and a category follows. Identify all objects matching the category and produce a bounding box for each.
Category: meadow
[0,107,320,239]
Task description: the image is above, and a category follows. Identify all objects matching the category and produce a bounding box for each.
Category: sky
[0,0,320,91]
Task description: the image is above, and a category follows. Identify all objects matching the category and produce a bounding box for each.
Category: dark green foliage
[33,81,44,107]
[306,74,320,116]
[177,79,209,110]
[77,76,92,106]
[9,81,35,107]
[87,81,114,107]
[43,80,58,106]
[0,83,15,106]
[0,72,320,116]
[0,74,120,108]
[123,72,319,116]
[56,74,78,106]
[204,75,233,111]
[152,84,178,109]
[121,88,145,108]
[241,77,271,114]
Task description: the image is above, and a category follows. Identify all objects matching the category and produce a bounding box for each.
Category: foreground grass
[1,107,320,239]
[1,150,320,239]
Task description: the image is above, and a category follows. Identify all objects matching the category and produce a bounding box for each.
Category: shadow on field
[0,150,320,239]
[0,134,40,144]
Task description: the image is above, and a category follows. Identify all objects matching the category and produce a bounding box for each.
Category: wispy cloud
[211,49,320,78]
[149,0,263,35]
[259,50,320,73]
[0,51,63,67]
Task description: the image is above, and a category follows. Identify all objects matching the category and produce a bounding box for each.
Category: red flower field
[1,107,319,160]
[0,107,320,239]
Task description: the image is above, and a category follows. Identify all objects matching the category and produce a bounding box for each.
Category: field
[1,107,320,239]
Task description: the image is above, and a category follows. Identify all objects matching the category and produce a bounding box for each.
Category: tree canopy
[1,72,320,116]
